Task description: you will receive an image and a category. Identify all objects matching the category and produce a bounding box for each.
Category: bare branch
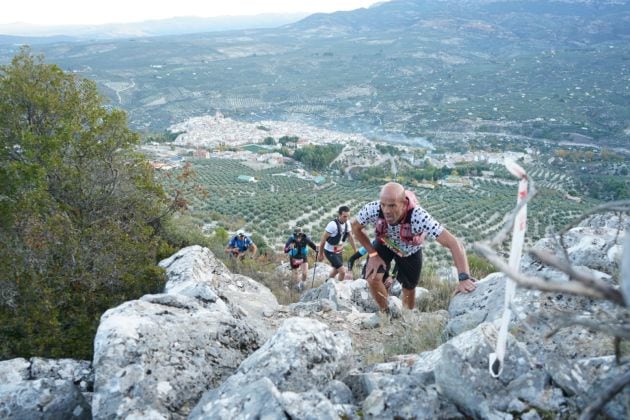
[474,243,612,302]
[559,200,630,236]
[579,368,630,420]
[529,249,625,306]
[543,312,630,340]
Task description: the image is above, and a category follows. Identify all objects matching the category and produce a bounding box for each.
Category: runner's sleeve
[325,220,337,235]
[355,201,380,226]
[410,206,443,239]
[284,237,293,253]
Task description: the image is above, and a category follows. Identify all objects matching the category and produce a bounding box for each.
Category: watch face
[458,273,470,281]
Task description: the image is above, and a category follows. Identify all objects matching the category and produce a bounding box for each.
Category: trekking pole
[311,250,319,289]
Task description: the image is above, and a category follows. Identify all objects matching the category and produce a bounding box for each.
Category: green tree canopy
[292,143,343,170]
[0,47,172,359]
[262,136,276,145]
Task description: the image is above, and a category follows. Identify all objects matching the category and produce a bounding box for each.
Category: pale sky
[1,0,384,26]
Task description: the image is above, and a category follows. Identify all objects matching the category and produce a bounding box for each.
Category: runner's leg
[395,250,422,310]
[401,288,416,309]
[301,262,309,282]
[366,243,394,311]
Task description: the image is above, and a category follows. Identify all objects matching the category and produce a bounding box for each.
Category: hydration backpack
[326,219,349,245]
[375,190,426,246]
[287,234,309,257]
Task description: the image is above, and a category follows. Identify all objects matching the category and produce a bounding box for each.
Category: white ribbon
[489,159,529,377]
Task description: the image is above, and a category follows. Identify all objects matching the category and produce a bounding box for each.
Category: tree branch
[559,200,630,236]
[474,243,612,301]
[529,249,625,307]
[542,311,630,340]
[579,368,630,420]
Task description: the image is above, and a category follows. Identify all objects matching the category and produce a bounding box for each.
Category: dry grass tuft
[416,265,455,313]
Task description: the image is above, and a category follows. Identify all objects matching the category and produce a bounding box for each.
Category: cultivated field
[164,158,594,266]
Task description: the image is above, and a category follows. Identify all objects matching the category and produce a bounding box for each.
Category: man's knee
[366,274,384,286]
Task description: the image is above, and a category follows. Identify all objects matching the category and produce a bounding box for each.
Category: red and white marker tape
[489,159,529,377]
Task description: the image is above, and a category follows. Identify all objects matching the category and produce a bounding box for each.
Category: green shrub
[0,48,171,360]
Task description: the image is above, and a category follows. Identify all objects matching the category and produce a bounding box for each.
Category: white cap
[236,229,245,235]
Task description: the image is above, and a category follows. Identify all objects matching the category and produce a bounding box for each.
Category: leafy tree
[278,135,299,146]
[357,165,386,181]
[0,48,173,359]
[143,130,182,144]
[375,144,401,156]
[292,143,343,170]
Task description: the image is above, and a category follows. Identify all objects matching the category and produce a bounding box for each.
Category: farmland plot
[165,159,595,262]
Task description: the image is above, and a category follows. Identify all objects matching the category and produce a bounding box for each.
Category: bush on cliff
[0,48,177,359]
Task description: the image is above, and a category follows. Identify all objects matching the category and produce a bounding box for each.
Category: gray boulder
[189,317,353,419]
[0,358,30,383]
[91,292,260,419]
[359,373,442,419]
[160,245,279,341]
[545,355,629,419]
[434,323,567,419]
[0,378,91,419]
[300,277,428,315]
[30,358,93,394]
[0,357,94,405]
[446,272,506,336]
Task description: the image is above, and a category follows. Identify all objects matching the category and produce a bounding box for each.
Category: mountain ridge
[0,0,628,148]
[0,13,308,40]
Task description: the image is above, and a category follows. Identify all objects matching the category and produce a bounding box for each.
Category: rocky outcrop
[298,277,428,314]
[0,215,626,419]
[90,246,273,419]
[189,317,353,419]
[0,358,93,419]
[445,216,628,418]
[160,245,280,341]
[0,379,91,419]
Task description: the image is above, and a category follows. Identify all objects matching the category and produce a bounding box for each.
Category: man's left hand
[455,279,476,294]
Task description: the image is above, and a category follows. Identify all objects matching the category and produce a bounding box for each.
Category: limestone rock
[91,292,260,419]
[0,378,91,419]
[189,317,353,419]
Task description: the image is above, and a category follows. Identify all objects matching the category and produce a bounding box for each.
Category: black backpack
[326,219,348,245]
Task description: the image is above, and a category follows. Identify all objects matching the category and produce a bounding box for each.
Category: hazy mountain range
[0,0,628,148]
[0,13,310,41]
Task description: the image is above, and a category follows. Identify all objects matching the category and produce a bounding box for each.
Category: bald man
[351,182,476,314]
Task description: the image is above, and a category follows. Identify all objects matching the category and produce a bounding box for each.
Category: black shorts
[290,258,305,269]
[324,250,344,269]
[373,242,422,289]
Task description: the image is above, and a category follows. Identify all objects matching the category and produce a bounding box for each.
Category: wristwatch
[458,272,471,282]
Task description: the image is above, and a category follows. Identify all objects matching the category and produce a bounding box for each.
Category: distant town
[142,113,530,189]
